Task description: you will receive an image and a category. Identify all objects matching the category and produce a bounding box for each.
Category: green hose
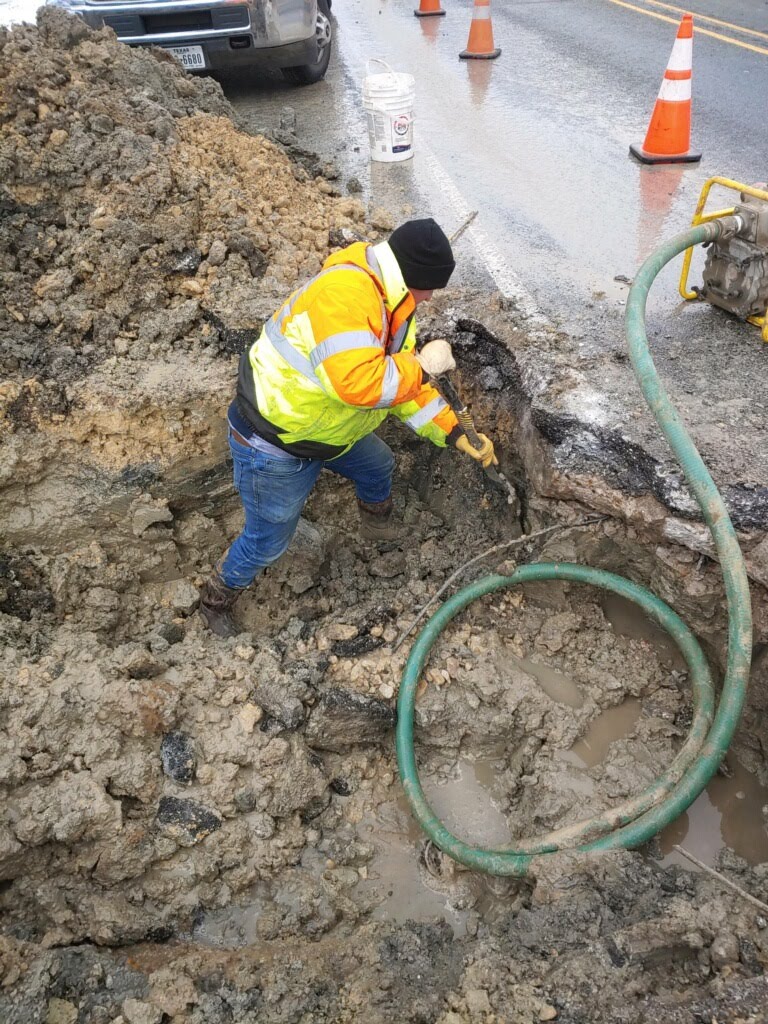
[396,221,753,874]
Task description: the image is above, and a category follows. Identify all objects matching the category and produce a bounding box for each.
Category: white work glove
[415,339,456,376]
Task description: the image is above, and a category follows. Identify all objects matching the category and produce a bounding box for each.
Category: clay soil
[1,11,767,1024]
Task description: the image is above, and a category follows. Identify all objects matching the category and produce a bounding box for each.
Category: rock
[539,1005,558,1021]
[33,268,74,300]
[248,811,276,838]
[131,500,173,536]
[178,279,204,297]
[160,579,199,616]
[305,688,397,752]
[160,732,196,784]
[322,623,359,642]
[279,105,297,134]
[256,694,304,732]
[234,787,258,813]
[710,930,740,970]
[120,648,164,681]
[248,656,307,731]
[156,797,221,846]
[148,968,198,1017]
[227,233,267,277]
[269,747,327,817]
[331,634,383,658]
[368,551,407,579]
[238,703,263,734]
[168,248,202,275]
[46,998,78,1024]
[272,517,325,594]
[370,206,395,231]
[11,772,121,847]
[207,239,227,266]
[122,999,162,1024]
[300,791,332,824]
[329,226,364,248]
[157,622,184,645]
[90,113,114,134]
[465,989,492,1014]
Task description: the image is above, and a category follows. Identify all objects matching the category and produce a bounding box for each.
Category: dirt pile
[0,6,365,444]
[1,10,768,1024]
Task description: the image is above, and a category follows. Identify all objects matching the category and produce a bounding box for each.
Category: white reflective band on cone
[473,8,491,18]
[658,77,692,102]
[667,38,693,71]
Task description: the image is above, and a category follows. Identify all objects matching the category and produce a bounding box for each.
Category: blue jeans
[218,432,395,590]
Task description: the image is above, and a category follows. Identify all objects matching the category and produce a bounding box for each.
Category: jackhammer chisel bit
[435,373,517,506]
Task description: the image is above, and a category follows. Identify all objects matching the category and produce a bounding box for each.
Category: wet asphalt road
[223,0,768,324]
[222,0,768,487]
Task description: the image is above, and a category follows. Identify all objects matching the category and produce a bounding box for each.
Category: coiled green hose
[396,222,753,874]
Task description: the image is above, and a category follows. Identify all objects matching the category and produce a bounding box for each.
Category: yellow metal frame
[678,175,768,341]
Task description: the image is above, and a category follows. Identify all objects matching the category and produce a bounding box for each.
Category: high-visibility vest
[236,241,459,460]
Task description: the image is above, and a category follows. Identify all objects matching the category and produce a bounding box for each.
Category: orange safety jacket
[236,240,460,459]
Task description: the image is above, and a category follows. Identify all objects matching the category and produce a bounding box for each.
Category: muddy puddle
[599,595,768,867]
[657,758,768,869]
[359,760,513,936]
[564,698,643,768]
[510,654,584,708]
[601,592,687,669]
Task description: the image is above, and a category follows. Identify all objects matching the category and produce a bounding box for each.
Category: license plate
[163,45,206,70]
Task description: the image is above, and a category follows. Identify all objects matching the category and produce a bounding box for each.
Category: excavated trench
[2,10,768,1023]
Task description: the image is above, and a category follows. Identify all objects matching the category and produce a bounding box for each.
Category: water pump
[679,177,768,341]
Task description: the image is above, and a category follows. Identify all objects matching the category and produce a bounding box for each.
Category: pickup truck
[48,0,333,83]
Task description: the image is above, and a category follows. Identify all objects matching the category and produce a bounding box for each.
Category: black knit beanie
[387,218,455,290]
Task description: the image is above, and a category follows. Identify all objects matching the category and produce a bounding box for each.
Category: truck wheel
[282,0,332,86]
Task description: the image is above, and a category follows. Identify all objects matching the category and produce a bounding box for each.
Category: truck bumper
[54,0,318,70]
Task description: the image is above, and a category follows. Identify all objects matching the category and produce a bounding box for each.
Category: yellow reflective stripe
[374,358,402,408]
[310,330,380,369]
[264,319,320,384]
[405,396,448,431]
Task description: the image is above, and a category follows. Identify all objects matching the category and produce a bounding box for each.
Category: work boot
[199,573,242,638]
[358,497,403,543]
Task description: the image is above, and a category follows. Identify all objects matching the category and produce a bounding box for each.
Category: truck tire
[282,0,332,86]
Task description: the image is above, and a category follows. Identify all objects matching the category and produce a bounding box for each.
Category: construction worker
[199,218,498,636]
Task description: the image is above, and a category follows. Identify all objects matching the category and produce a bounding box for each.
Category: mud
[1,11,767,1024]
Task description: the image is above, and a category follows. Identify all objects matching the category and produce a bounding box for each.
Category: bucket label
[391,113,412,153]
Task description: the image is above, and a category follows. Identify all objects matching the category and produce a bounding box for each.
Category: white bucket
[362,59,415,163]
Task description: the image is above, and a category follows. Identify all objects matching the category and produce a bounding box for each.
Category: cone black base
[459,48,501,59]
[630,143,701,165]
[414,8,446,15]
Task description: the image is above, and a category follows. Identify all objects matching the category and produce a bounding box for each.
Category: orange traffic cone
[459,0,501,60]
[414,0,445,17]
[630,13,701,164]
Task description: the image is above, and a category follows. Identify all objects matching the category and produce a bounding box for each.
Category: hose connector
[711,214,745,243]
